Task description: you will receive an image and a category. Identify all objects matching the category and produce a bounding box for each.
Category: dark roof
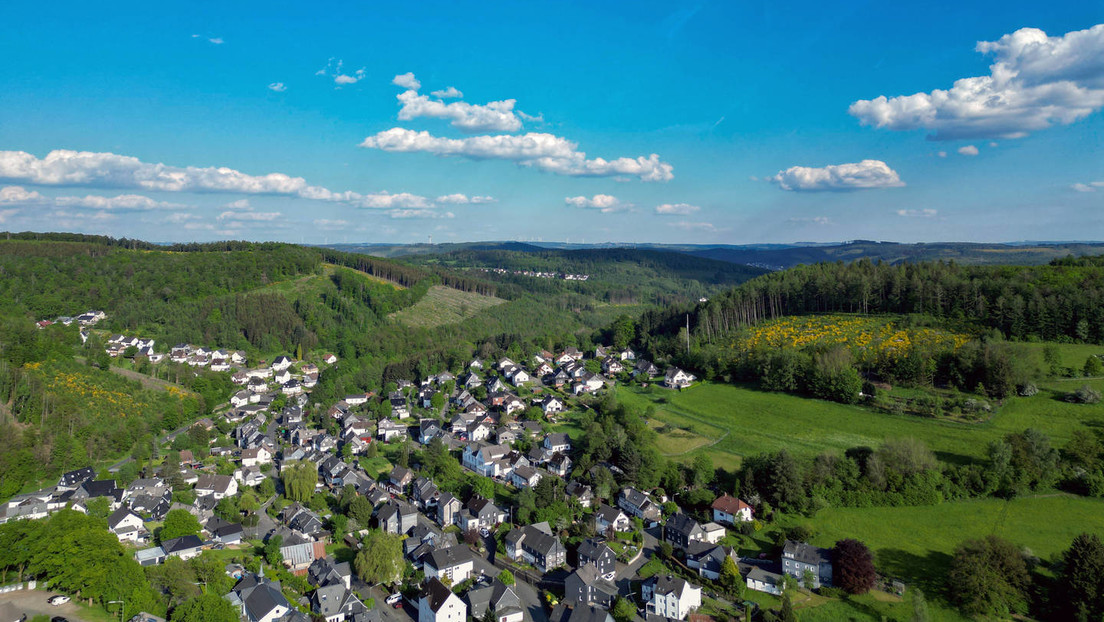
[426,545,471,571]
[577,538,614,562]
[422,577,455,612]
[60,466,96,487]
[82,479,119,497]
[162,535,204,554]
[665,512,703,538]
[783,540,832,565]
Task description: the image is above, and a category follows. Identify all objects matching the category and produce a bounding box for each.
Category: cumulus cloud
[770,160,905,191]
[388,209,455,219]
[671,221,716,231]
[361,128,674,181]
[0,149,438,210]
[317,59,365,86]
[191,34,223,45]
[850,24,1104,140]
[392,72,421,91]
[431,86,463,99]
[1072,181,1104,192]
[787,216,833,225]
[565,194,626,213]
[958,145,979,156]
[0,185,45,204]
[897,208,938,217]
[313,219,350,230]
[434,193,496,204]
[217,210,281,222]
[268,82,287,92]
[655,203,700,215]
[224,199,251,209]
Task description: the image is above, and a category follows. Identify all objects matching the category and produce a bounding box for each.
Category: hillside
[389,285,507,328]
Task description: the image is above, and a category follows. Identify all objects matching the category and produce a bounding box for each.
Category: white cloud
[671,221,716,231]
[0,208,19,223]
[318,59,365,86]
[392,72,421,91]
[770,160,905,191]
[361,128,674,181]
[897,208,938,217]
[958,145,979,156]
[565,194,627,213]
[313,219,350,230]
[434,193,496,204]
[1072,181,1104,192]
[388,209,455,219]
[0,149,434,209]
[217,210,282,222]
[850,24,1104,140]
[0,185,45,204]
[655,203,700,215]
[937,151,948,158]
[787,216,833,225]
[268,82,287,93]
[224,199,251,209]
[191,34,223,45]
[431,86,463,99]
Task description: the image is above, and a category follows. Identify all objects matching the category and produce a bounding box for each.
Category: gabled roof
[783,540,832,565]
[577,538,614,562]
[711,494,752,514]
[422,577,457,613]
[162,535,204,554]
[426,545,471,571]
[665,512,703,538]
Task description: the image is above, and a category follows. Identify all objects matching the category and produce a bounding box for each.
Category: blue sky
[0,0,1101,244]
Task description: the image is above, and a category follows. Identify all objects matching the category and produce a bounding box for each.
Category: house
[665,513,706,550]
[413,477,440,510]
[162,535,204,561]
[419,578,467,622]
[278,531,326,573]
[376,499,418,535]
[390,395,410,419]
[458,495,505,531]
[281,380,303,396]
[577,538,617,580]
[389,466,415,492]
[686,542,738,580]
[436,492,462,527]
[206,517,244,545]
[601,357,623,375]
[226,572,292,622]
[782,540,833,589]
[746,565,784,595]
[664,368,696,389]
[565,481,594,508]
[307,557,353,589]
[462,443,511,478]
[271,355,293,372]
[641,574,702,621]
[377,418,408,442]
[241,447,273,467]
[593,504,632,534]
[548,452,572,477]
[466,578,524,622]
[711,494,753,525]
[108,507,145,542]
[617,487,661,523]
[619,348,636,361]
[543,433,571,454]
[424,545,474,583]
[195,474,238,500]
[311,583,367,622]
[345,393,370,406]
[564,563,618,608]
[505,522,566,573]
[547,603,613,622]
[323,353,338,364]
[510,465,542,488]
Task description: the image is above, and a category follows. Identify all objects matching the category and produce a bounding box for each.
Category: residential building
[465,579,523,622]
[424,545,474,584]
[641,574,701,620]
[782,540,833,589]
[419,578,467,622]
[711,494,753,525]
[576,538,617,580]
[505,522,566,573]
[564,563,618,608]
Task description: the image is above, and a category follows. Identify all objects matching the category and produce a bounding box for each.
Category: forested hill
[401,247,769,306]
[649,256,1104,350]
[688,240,1104,269]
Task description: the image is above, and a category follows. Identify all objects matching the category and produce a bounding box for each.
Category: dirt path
[75,356,193,393]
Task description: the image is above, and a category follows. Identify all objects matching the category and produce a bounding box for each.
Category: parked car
[48,595,70,606]
[385,593,402,606]
[479,527,490,537]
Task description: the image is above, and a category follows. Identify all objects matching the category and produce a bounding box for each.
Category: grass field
[619,379,1103,472]
[772,494,1104,620]
[389,285,506,328]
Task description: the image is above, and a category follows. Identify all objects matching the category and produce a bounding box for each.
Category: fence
[0,580,37,594]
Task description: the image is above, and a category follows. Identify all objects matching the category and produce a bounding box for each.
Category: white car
[480,528,490,537]
[48,595,70,606]
[385,593,402,606]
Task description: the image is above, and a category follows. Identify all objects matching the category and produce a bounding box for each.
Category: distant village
[0,329,842,622]
[477,268,590,281]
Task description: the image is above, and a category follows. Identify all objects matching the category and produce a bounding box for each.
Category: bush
[1067,385,1102,404]
[1017,383,1038,397]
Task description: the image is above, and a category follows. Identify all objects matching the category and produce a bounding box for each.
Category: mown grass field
[389,285,505,328]
[774,494,1104,620]
[620,374,1103,472]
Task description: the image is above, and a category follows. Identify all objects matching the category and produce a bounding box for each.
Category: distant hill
[687,241,1104,269]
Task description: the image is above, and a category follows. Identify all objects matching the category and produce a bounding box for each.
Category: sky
[0,0,1101,244]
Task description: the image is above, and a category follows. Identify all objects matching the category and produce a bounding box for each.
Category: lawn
[619,380,1102,471]
[389,285,506,328]
[359,455,393,479]
[778,494,1104,617]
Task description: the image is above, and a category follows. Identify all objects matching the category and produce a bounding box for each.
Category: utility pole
[686,314,690,355]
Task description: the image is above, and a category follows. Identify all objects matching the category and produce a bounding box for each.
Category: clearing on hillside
[389,285,506,328]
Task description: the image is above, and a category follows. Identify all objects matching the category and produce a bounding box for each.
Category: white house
[711,494,754,525]
[664,368,696,389]
[419,578,467,622]
[423,546,474,584]
[271,355,293,372]
[642,574,701,620]
[241,447,272,467]
[194,474,238,500]
[108,507,145,542]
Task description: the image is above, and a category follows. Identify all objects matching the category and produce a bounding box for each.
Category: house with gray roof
[782,540,833,588]
[465,578,523,622]
[564,563,618,608]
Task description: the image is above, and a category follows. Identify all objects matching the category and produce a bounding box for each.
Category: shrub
[1067,385,1102,404]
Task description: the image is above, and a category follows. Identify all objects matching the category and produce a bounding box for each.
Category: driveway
[0,589,96,622]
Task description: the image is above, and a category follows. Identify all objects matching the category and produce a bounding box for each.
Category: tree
[691,454,714,488]
[778,593,796,622]
[911,588,929,622]
[215,496,239,522]
[160,509,202,542]
[354,529,404,585]
[720,555,742,594]
[282,460,317,502]
[257,477,276,499]
[1084,356,1104,378]
[171,592,240,622]
[264,534,283,565]
[948,535,1030,617]
[833,539,876,594]
[471,477,496,501]
[348,495,374,527]
[1054,532,1104,621]
[85,496,111,520]
[497,569,515,586]
[611,597,636,622]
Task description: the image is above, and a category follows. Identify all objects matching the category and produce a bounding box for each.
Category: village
[0,342,836,622]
